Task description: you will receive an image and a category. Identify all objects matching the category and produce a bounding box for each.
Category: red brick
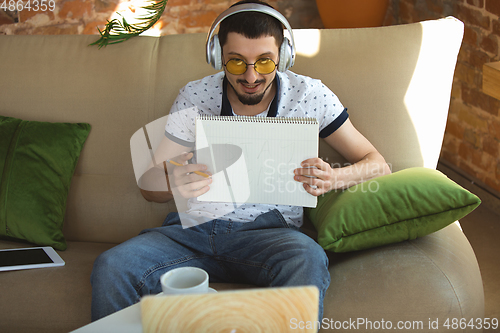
[168,0,195,6]
[482,96,500,117]
[59,0,92,19]
[461,85,481,110]
[467,0,484,8]
[457,46,470,64]
[402,0,418,6]
[482,135,499,156]
[456,4,490,29]
[442,134,460,153]
[462,84,500,116]
[479,34,498,55]
[169,6,193,19]
[455,62,476,85]
[469,49,491,70]
[451,82,462,99]
[491,98,500,117]
[181,10,219,28]
[83,21,108,35]
[493,20,500,37]
[426,0,444,15]
[486,0,500,17]
[0,9,16,25]
[472,145,484,163]
[449,99,463,119]
[398,0,415,23]
[19,9,55,23]
[485,177,500,192]
[458,103,490,130]
[490,119,500,141]
[94,0,119,14]
[459,141,478,161]
[268,1,280,9]
[473,150,495,171]
[30,24,80,35]
[440,150,460,166]
[445,118,465,138]
[463,25,478,46]
[458,159,481,179]
[464,128,482,148]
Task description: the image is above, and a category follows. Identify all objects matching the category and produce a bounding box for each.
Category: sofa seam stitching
[407,239,465,322]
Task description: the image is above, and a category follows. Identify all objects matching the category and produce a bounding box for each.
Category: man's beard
[228,78,274,106]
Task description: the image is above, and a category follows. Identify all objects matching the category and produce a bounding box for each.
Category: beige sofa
[0,17,484,332]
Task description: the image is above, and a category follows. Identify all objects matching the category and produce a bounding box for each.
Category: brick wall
[387,0,500,193]
[0,0,322,35]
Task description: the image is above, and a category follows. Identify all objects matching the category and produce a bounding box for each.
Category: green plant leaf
[90,0,168,48]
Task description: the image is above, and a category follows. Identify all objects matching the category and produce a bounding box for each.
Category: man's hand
[171,152,212,199]
[293,157,337,196]
[294,118,392,197]
[294,154,391,197]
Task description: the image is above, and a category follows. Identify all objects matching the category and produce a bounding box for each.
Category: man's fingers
[177,178,212,198]
[168,152,193,166]
[172,163,208,178]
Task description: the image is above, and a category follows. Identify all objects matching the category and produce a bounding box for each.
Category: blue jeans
[90,210,330,322]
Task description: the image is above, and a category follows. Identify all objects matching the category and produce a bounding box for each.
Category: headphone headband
[206,3,296,71]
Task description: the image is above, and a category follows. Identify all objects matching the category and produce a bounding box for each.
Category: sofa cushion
[306,167,481,253]
[0,240,116,333]
[0,116,90,250]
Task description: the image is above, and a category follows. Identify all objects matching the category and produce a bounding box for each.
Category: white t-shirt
[165,71,347,227]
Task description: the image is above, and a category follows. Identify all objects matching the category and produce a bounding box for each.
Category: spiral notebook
[195,116,318,207]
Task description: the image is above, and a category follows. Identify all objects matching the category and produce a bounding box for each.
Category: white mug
[160,267,209,295]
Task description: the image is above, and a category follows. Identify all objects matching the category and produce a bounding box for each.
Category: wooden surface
[483,61,500,100]
[141,286,319,333]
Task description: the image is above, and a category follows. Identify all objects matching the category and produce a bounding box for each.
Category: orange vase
[315,0,390,28]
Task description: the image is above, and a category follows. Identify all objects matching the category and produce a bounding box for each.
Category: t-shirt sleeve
[164,88,198,148]
[319,108,349,138]
[311,81,349,138]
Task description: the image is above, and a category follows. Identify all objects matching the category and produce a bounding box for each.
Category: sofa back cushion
[0,17,463,244]
[292,17,463,173]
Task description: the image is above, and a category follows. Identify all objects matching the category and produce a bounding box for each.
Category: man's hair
[218,0,284,49]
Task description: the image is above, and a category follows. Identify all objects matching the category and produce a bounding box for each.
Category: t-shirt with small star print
[164,70,348,227]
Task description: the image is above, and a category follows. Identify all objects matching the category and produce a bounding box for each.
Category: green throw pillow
[306,167,481,253]
[0,115,91,250]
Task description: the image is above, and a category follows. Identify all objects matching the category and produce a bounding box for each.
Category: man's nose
[242,64,260,82]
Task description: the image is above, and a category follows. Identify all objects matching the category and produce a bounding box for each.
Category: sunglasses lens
[255,58,276,74]
[225,58,276,75]
[226,59,247,75]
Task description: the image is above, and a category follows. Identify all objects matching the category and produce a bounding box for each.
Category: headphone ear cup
[211,34,223,71]
[278,37,292,72]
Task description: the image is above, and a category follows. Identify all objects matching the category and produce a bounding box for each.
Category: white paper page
[196,116,318,207]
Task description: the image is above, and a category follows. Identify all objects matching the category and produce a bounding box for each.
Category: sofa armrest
[321,222,484,332]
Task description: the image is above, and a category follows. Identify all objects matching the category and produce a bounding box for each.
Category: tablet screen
[0,249,53,267]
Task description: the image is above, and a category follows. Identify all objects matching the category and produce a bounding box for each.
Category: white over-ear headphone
[206,3,296,73]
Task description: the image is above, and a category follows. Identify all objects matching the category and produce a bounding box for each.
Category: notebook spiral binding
[197,115,318,124]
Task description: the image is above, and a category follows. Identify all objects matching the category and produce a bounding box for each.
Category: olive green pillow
[306,167,481,253]
[0,116,91,250]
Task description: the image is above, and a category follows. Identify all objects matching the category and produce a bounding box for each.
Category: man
[91,0,391,322]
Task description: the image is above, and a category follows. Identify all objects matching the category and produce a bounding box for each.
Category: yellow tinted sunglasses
[224,58,277,75]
